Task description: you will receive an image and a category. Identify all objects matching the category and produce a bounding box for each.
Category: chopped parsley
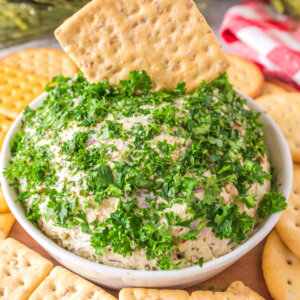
[4,70,286,270]
[257,192,287,218]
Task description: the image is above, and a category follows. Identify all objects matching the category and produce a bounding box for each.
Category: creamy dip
[5,71,286,270]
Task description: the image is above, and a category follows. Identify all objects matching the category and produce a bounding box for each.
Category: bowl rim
[0,89,293,280]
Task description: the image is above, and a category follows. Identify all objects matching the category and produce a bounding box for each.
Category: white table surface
[0,0,242,58]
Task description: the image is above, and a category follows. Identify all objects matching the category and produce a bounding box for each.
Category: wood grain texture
[9,221,271,299]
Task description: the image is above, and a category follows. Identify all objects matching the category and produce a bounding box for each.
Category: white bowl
[0,90,293,290]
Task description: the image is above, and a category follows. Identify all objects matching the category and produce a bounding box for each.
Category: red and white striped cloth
[220,0,300,89]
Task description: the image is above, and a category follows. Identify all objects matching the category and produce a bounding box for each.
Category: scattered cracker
[0,48,79,79]
[0,212,15,240]
[190,290,238,299]
[259,82,286,97]
[226,54,264,98]
[262,230,300,300]
[119,288,189,300]
[0,63,48,119]
[256,93,300,162]
[0,113,12,148]
[0,114,12,213]
[0,238,53,299]
[226,281,265,300]
[55,0,229,92]
[29,266,117,300]
[265,76,298,92]
[0,187,10,213]
[276,164,300,258]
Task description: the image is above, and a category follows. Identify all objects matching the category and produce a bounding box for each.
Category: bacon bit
[44,131,54,136]
[108,259,121,263]
[90,137,97,144]
[180,239,187,244]
[220,189,231,205]
[40,188,45,194]
[234,124,245,136]
[261,154,267,166]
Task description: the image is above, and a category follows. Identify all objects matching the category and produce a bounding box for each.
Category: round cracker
[260,81,286,97]
[262,230,300,300]
[276,164,300,257]
[226,54,264,98]
[0,48,79,79]
[256,93,300,162]
[265,75,299,92]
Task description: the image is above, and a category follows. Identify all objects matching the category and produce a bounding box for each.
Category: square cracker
[119,288,189,300]
[29,266,117,300]
[190,291,238,300]
[0,212,15,240]
[0,63,48,119]
[0,238,53,299]
[55,0,229,92]
[226,281,265,300]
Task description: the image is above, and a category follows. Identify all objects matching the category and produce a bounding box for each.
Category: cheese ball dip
[5,71,286,270]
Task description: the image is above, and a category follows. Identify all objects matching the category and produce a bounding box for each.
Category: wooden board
[9,221,272,299]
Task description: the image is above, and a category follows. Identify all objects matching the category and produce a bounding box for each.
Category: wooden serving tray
[10,221,272,299]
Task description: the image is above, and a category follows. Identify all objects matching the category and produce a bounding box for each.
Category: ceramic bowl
[0,90,293,289]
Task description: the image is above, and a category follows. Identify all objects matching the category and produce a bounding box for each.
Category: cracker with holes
[0,238,53,299]
[226,281,265,300]
[119,288,189,300]
[0,114,12,213]
[0,212,15,239]
[55,0,229,92]
[0,114,12,149]
[29,266,117,300]
[256,93,300,162]
[190,290,238,299]
[0,48,79,79]
[262,230,300,300]
[0,63,48,119]
[276,165,300,258]
[226,54,264,98]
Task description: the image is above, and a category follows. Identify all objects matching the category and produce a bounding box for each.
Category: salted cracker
[276,164,300,258]
[262,230,300,300]
[0,188,10,213]
[226,281,265,300]
[256,93,300,162]
[0,114,12,148]
[0,212,15,240]
[29,266,117,300]
[0,63,48,119]
[119,288,189,300]
[55,0,229,92]
[226,54,264,98]
[190,290,238,299]
[0,114,12,213]
[0,48,79,79]
[0,238,53,299]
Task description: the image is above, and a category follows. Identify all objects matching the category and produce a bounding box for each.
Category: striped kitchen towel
[220,0,300,88]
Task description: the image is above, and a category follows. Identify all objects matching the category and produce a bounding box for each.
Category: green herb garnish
[4,70,286,270]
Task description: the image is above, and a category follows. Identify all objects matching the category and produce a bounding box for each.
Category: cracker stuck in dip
[5,71,286,270]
